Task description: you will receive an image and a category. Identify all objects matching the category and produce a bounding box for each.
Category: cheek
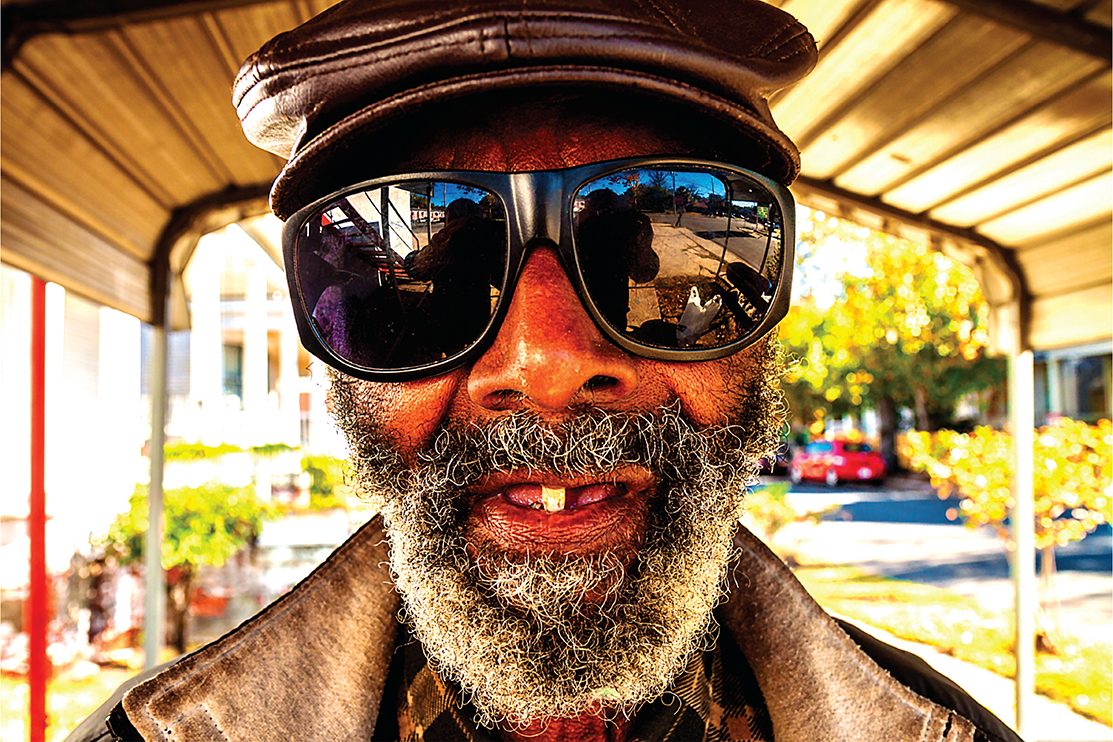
[638,343,771,426]
[643,362,736,425]
[351,372,464,455]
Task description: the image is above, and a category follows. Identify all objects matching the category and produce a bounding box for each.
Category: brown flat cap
[235,0,816,219]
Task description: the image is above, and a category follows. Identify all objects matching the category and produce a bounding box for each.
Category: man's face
[326,105,785,728]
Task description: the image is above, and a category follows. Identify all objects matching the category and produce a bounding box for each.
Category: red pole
[27,276,49,741]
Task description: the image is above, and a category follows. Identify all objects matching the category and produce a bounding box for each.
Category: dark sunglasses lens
[572,167,785,350]
[292,182,506,369]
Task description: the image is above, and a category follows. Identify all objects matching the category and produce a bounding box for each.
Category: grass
[1,649,181,742]
[794,563,1113,727]
[2,665,134,742]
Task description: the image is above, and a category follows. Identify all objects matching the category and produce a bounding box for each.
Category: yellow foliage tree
[782,209,1005,463]
[902,419,1111,549]
[902,419,1112,645]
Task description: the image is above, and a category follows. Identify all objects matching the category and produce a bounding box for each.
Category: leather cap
[235,0,816,219]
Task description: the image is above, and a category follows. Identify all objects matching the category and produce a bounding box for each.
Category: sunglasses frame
[282,157,796,381]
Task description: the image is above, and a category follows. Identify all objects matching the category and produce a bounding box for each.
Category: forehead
[368,91,724,175]
[277,89,769,215]
[408,112,688,172]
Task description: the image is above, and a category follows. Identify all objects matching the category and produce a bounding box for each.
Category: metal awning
[775,0,1111,355]
[2,0,1110,351]
[0,0,328,326]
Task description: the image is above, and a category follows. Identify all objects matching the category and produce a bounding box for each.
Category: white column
[43,284,65,506]
[1103,355,1112,419]
[1009,348,1036,737]
[243,260,269,445]
[97,308,142,528]
[188,243,225,445]
[0,266,32,506]
[1061,357,1080,418]
[279,296,301,446]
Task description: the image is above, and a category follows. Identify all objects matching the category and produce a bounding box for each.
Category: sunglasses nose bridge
[509,171,565,246]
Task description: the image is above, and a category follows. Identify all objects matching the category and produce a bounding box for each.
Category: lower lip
[465,488,652,556]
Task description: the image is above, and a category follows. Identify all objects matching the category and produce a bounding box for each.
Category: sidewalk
[845,617,1112,742]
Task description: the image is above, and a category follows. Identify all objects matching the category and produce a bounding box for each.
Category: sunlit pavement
[767,473,1113,741]
[771,474,1113,636]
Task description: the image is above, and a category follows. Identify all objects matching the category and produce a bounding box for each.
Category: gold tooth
[541,485,566,513]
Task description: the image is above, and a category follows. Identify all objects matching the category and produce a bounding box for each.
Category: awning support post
[27,275,48,741]
[1008,347,1036,736]
[144,282,170,669]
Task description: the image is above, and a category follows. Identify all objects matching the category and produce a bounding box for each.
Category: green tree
[903,420,1112,549]
[302,454,352,509]
[781,210,1006,464]
[98,482,272,654]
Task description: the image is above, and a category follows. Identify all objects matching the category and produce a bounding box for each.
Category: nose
[467,246,639,412]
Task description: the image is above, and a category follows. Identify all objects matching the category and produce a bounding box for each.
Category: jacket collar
[119,517,973,741]
[721,527,974,741]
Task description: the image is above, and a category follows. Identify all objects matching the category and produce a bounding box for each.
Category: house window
[223,344,243,400]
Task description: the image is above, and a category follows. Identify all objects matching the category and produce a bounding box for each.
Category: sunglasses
[282,157,795,381]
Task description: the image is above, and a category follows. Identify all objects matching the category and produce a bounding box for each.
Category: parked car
[757,441,792,475]
[789,439,887,486]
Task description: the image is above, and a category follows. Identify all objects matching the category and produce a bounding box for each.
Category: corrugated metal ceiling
[1,0,1109,350]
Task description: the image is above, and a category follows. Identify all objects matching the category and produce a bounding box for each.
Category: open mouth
[471,468,656,513]
[464,468,658,555]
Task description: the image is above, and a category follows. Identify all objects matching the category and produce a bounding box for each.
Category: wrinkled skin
[338,101,777,742]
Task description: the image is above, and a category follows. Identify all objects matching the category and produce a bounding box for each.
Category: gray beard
[327,345,784,729]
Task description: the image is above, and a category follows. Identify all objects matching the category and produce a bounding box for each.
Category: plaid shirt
[388,627,773,742]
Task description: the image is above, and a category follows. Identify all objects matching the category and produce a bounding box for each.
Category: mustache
[325,332,787,498]
[418,402,749,481]
[338,398,765,511]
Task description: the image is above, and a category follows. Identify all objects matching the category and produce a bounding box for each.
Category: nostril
[584,375,619,393]
[487,389,525,410]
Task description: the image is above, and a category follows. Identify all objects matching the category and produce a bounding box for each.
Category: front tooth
[541,485,566,513]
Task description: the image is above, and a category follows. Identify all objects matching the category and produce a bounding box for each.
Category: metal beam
[2,0,279,67]
[144,286,169,670]
[141,184,269,666]
[238,218,286,272]
[149,184,271,329]
[792,175,1029,288]
[939,0,1110,61]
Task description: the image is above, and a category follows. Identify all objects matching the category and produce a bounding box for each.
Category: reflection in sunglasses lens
[572,167,782,350]
[294,181,506,369]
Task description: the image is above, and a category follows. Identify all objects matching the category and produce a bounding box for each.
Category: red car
[789,439,887,486]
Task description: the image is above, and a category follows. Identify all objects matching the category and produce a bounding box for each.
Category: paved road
[764,474,1113,637]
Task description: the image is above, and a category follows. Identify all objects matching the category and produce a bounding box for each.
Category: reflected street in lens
[573,167,783,350]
